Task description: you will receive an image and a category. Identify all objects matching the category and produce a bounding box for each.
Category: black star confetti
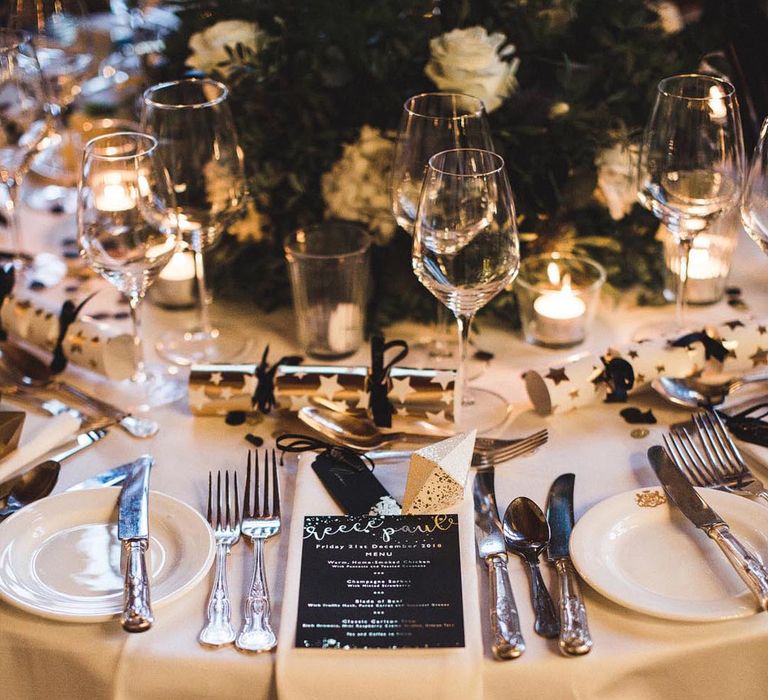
[723,319,745,331]
[545,367,569,385]
[750,347,768,367]
[619,407,657,425]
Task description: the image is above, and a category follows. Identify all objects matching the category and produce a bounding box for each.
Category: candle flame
[708,85,727,120]
[546,262,561,286]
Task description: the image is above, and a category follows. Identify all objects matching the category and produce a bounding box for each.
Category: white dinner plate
[0,488,215,622]
[570,487,768,622]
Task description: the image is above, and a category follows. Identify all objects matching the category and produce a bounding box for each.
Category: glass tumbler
[284,223,371,358]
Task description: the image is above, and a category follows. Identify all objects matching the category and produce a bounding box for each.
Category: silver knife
[648,445,768,610]
[473,469,525,659]
[546,473,593,656]
[118,454,155,632]
[67,455,151,492]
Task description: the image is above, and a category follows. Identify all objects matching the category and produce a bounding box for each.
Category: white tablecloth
[3,205,768,699]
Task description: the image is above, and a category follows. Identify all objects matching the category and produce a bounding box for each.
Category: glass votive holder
[284,222,371,359]
[661,215,738,305]
[515,253,606,349]
[149,249,197,309]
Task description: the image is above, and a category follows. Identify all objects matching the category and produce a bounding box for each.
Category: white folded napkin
[0,412,81,483]
[275,453,483,700]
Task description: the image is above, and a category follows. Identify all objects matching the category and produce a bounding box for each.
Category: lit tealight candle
[94,172,134,212]
[151,250,197,309]
[532,263,587,346]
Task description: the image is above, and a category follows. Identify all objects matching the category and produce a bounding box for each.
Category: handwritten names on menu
[295,514,464,649]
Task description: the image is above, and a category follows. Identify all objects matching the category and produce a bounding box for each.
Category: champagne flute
[638,74,744,331]
[391,92,493,363]
[9,0,95,213]
[412,148,520,431]
[141,78,247,365]
[77,132,184,410]
[0,29,51,264]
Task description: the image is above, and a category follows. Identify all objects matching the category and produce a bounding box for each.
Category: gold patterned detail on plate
[634,490,667,508]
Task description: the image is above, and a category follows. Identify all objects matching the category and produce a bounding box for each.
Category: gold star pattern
[429,370,455,390]
[189,386,209,411]
[318,374,344,400]
[425,409,448,424]
[636,373,646,385]
[389,376,417,404]
[220,386,234,401]
[569,389,580,400]
[288,394,312,411]
[749,347,768,367]
[209,372,223,386]
[241,374,259,397]
[545,367,569,385]
[355,389,371,411]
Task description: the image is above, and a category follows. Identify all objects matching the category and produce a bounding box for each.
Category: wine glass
[412,148,520,431]
[77,132,185,410]
[742,116,768,255]
[0,29,52,264]
[8,0,95,213]
[141,78,247,365]
[637,74,744,331]
[391,92,493,365]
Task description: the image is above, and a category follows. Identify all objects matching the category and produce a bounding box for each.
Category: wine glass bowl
[413,148,520,431]
[741,116,768,256]
[638,73,744,328]
[77,131,184,410]
[141,78,248,365]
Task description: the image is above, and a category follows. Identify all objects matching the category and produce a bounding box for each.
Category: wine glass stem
[455,312,475,413]
[2,178,25,269]
[675,237,693,331]
[192,243,213,336]
[128,294,148,383]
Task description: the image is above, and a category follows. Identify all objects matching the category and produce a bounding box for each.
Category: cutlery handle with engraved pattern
[121,540,154,633]
[709,524,768,610]
[486,554,525,659]
[554,558,592,656]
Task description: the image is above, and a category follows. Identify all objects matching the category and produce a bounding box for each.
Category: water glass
[284,223,371,358]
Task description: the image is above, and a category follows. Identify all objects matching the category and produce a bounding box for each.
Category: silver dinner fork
[236,449,281,652]
[472,429,548,469]
[666,411,768,506]
[199,470,241,647]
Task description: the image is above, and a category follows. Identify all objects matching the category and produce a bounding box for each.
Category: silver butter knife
[67,456,149,492]
[473,469,525,659]
[118,454,155,632]
[546,473,593,656]
[648,445,768,611]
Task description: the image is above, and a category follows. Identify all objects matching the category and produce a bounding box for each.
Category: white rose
[594,142,640,220]
[321,126,397,244]
[425,26,520,113]
[186,20,264,76]
[648,2,684,34]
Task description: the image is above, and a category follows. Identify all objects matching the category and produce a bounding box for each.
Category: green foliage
[165,0,723,325]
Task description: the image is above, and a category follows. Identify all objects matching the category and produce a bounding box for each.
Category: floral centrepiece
[164,1,726,326]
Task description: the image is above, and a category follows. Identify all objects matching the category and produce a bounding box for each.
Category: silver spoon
[652,370,768,408]
[502,497,559,638]
[0,428,106,518]
[0,341,158,438]
[297,405,442,450]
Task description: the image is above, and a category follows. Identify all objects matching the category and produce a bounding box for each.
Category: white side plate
[570,487,768,622]
[0,488,214,622]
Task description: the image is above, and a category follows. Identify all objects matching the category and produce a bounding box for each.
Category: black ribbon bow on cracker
[276,433,401,516]
[593,357,635,403]
[51,292,97,374]
[369,336,408,428]
[669,331,729,363]
[251,345,303,413]
[719,404,768,448]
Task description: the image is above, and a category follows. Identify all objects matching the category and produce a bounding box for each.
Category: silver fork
[692,411,768,505]
[199,470,241,647]
[473,429,548,469]
[236,449,281,652]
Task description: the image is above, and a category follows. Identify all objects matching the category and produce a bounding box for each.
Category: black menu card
[295,514,464,649]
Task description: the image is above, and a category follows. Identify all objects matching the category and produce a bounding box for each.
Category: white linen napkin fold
[275,452,484,700]
[0,412,81,483]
